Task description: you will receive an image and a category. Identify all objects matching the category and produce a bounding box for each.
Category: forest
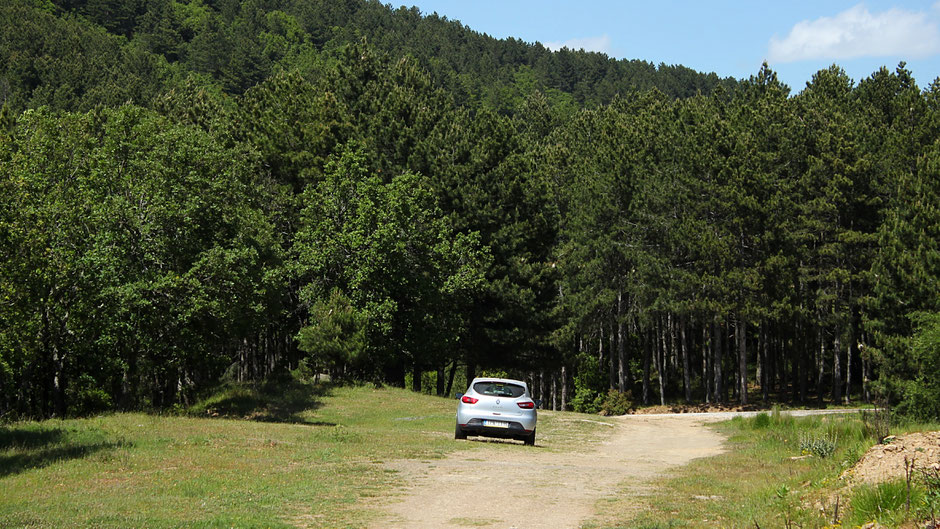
[0,0,938,421]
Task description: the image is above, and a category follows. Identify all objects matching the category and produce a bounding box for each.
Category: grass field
[0,376,608,528]
[598,410,940,529]
[4,376,936,529]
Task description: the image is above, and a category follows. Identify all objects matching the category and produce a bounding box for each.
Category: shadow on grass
[0,426,129,478]
[466,437,543,448]
[191,372,334,425]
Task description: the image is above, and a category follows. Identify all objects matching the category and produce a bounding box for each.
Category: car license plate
[483,420,509,428]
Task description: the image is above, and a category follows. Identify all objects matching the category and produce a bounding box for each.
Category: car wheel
[455,422,467,440]
[524,428,536,446]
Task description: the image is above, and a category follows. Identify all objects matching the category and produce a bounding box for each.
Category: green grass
[589,410,939,529]
[0,377,611,528]
[845,480,923,527]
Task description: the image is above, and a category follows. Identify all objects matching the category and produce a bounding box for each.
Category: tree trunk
[713,321,724,403]
[832,331,842,403]
[436,364,445,396]
[756,325,762,397]
[539,368,546,405]
[816,330,826,405]
[465,362,476,387]
[617,292,626,392]
[609,320,617,390]
[862,347,871,403]
[792,329,801,403]
[703,324,711,404]
[642,330,651,405]
[445,359,458,397]
[845,324,855,405]
[680,315,691,403]
[551,372,558,411]
[655,317,665,406]
[560,365,568,411]
[798,335,808,404]
[844,338,852,405]
[412,363,421,393]
[52,346,65,417]
[737,315,747,405]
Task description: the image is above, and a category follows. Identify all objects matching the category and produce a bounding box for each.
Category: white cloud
[544,35,613,55]
[768,4,940,63]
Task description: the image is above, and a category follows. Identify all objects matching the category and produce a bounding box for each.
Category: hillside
[0,0,736,114]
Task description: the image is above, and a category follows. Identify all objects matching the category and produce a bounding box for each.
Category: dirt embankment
[842,431,940,485]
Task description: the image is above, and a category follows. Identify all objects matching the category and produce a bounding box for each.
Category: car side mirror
[456,393,464,400]
[535,399,542,409]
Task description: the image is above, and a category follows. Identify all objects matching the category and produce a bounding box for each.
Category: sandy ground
[371,413,728,529]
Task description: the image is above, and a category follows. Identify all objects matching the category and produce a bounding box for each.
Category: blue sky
[400,1,940,93]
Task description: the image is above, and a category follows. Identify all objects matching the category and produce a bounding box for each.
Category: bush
[570,387,604,414]
[893,312,940,422]
[571,353,606,413]
[66,374,113,416]
[600,389,633,415]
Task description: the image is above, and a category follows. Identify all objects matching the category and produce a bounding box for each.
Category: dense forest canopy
[1,0,938,421]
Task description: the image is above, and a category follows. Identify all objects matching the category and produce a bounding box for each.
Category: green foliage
[752,412,771,429]
[847,480,923,527]
[798,431,838,458]
[65,374,114,417]
[0,105,284,415]
[570,353,605,413]
[0,0,938,420]
[923,466,940,524]
[293,146,488,383]
[296,289,367,380]
[860,406,895,442]
[188,370,327,423]
[893,312,940,421]
[600,389,633,416]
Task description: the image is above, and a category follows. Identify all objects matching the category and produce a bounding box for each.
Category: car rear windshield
[473,381,526,398]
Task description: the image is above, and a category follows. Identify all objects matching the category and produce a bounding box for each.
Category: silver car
[455,377,537,446]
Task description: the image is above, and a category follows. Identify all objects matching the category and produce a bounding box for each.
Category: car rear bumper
[458,418,534,438]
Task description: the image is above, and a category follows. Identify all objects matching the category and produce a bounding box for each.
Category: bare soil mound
[842,431,940,485]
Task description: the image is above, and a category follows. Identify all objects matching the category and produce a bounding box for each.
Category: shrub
[66,374,113,416]
[892,312,940,422]
[600,389,633,415]
[570,387,604,414]
[571,353,606,413]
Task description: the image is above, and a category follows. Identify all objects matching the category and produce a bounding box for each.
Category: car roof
[470,377,528,388]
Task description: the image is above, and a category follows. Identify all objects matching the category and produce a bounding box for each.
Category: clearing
[372,409,863,529]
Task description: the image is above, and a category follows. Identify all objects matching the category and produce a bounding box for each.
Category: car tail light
[517,401,535,409]
[461,395,479,404]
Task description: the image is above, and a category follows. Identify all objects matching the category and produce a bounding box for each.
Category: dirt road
[372,413,728,529]
[372,409,861,529]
